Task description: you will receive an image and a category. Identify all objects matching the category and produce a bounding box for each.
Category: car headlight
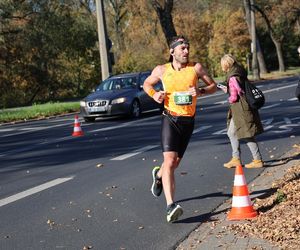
[80,101,86,107]
[111,97,126,104]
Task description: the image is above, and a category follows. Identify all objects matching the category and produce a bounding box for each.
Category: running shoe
[167,203,183,223]
[151,166,163,197]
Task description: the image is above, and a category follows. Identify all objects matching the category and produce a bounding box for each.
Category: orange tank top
[162,62,198,117]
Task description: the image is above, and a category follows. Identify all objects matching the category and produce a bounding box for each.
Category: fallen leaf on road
[47,219,55,226]
[83,246,93,250]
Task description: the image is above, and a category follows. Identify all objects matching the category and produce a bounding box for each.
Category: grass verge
[0,102,80,124]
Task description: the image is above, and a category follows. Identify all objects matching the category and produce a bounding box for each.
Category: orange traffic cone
[227,164,258,220]
[72,115,84,136]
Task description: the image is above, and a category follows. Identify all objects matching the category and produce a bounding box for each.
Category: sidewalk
[176,144,300,250]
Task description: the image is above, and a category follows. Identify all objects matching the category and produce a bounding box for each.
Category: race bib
[174,91,192,105]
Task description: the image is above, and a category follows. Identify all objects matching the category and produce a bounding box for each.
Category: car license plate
[88,106,106,112]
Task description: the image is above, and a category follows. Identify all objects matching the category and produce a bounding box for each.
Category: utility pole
[95,0,111,80]
[250,0,260,80]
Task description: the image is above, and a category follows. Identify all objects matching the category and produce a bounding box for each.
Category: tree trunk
[253,4,286,72]
[27,87,41,106]
[243,0,267,74]
[273,38,285,72]
[150,0,177,45]
[250,0,260,80]
[107,0,126,51]
[256,46,267,73]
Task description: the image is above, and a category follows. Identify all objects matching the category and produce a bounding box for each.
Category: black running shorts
[161,111,195,158]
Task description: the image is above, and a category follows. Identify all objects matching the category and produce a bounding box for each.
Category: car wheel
[130,100,141,118]
[84,117,95,122]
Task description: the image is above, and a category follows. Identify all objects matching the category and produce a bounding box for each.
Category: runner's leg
[161,152,181,205]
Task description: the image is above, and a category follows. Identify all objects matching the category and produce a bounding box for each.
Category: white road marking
[263,125,274,131]
[261,104,281,109]
[90,116,158,132]
[262,83,297,93]
[288,97,298,101]
[110,125,212,161]
[111,145,158,160]
[213,128,227,135]
[214,101,228,105]
[20,127,50,131]
[0,123,72,138]
[262,118,274,125]
[193,125,212,134]
[0,176,74,207]
[0,128,14,132]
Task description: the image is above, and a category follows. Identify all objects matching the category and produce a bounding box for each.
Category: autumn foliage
[0,0,299,108]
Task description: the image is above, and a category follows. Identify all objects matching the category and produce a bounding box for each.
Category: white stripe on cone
[73,127,81,132]
[233,175,246,186]
[232,195,252,207]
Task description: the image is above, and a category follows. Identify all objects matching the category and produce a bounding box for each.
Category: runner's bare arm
[194,63,217,95]
[143,65,166,104]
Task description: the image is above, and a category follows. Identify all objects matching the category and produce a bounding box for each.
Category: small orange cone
[227,164,258,220]
[72,115,84,136]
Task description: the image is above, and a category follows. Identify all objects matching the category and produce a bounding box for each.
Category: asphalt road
[0,76,299,250]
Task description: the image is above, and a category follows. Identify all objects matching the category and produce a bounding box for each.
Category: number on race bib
[174,92,192,105]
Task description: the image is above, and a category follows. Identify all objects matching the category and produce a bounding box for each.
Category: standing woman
[220,54,264,168]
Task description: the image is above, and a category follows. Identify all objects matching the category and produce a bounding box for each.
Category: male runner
[143,35,217,222]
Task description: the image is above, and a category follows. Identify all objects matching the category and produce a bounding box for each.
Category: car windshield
[96,77,137,91]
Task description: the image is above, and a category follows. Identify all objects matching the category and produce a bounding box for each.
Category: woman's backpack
[243,80,265,109]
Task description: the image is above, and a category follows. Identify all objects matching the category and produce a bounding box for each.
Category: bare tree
[254,5,285,72]
[150,0,177,45]
[243,0,267,74]
[106,0,127,51]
